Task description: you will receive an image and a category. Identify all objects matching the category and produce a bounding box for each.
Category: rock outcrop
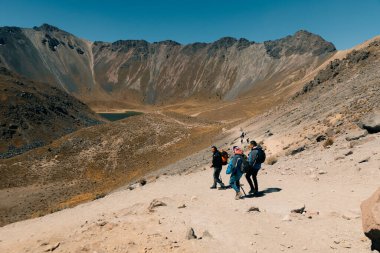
[360,111,380,134]
[0,68,103,158]
[361,188,380,251]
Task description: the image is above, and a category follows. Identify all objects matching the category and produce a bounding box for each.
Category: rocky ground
[0,118,378,253]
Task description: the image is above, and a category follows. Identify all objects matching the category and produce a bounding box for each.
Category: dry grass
[57,192,95,209]
[266,156,278,165]
[0,112,223,225]
[323,138,334,148]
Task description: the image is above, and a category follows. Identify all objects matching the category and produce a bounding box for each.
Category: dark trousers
[245,169,259,193]
[212,167,223,186]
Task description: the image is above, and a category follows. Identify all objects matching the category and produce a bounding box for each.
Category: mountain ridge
[0,24,336,106]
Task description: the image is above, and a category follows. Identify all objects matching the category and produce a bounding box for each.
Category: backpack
[254,147,266,164]
[241,155,251,173]
[233,155,250,174]
[221,151,229,165]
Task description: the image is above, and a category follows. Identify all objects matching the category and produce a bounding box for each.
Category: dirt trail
[0,128,378,253]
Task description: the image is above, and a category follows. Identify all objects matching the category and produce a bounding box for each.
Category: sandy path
[0,132,379,253]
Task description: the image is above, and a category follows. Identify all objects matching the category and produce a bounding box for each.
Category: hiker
[226,146,244,200]
[210,146,225,189]
[246,138,250,143]
[246,140,265,195]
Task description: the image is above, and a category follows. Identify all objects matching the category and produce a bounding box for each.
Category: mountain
[1,36,379,227]
[0,24,336,107]
[0,36,379,250]
[0,67,103,158]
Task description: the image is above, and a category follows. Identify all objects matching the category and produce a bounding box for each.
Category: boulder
[359,111,380,134]
[345,129,368,141]
[247,206,260,212]
[177,204,186,209]
[43,242,60,252]
[148,199,167,212]
[289,146,305,156]
[186,227,197,240]
[361,188,380,251]
[291,205,306,214]
[316,135,327,142]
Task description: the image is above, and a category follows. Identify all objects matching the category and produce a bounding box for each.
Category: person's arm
[248,150,253,167]
[226,157,234,174]
[210,153,215,168]
[249,150,258,167]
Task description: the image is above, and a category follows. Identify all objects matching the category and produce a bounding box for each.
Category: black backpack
[233,154,250,173]
[241,155,251,173]
[254,147,266,164]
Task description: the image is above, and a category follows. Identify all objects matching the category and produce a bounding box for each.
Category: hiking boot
[210,185,217,189]
[235,192,243,200]
[218,183,225,190]
[248,189,256,195]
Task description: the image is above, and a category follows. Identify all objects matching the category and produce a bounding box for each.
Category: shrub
[323,138,334,148]
[266,156,278,165]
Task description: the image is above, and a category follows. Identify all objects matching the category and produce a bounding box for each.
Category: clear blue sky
[1,0,379,49]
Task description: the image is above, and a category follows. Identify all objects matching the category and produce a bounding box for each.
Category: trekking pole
[240,185,247,196]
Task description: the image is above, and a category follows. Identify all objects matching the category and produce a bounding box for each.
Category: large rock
[186,227,197,240]
[360,111,380,134]
[345,129,368,141]
[148,199,167,212]
[361,188,380,251]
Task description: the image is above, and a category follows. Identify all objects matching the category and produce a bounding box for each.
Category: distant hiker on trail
[240,132,245,144]
[210,146,225,189]
[246,140,266,195]
[226,146,244,200]
[246,138,250,144]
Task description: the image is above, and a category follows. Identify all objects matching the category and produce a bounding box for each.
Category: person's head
[249,140,257,148]
[233,146,243,155]
[211,145,217,153]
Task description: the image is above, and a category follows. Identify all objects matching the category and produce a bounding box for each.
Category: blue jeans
[229,177,240,193]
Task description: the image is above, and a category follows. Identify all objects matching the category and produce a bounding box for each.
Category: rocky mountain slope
[0,39,379,252]
[0,67,103,158]
[0,24,336,107]
[0,112,222,225]
[0,35,378,229]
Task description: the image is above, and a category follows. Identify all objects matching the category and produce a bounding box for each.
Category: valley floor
[0,130,379,253]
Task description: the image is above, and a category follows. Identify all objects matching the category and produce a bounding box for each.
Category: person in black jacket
[210,146,225,189]
[246,140,262,195]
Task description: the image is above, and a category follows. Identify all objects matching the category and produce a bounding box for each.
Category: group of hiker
[210,140,266,200]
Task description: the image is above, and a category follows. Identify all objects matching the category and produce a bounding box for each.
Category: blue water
[98,111,142,121]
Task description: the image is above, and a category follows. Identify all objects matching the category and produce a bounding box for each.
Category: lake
[98,111,143,121]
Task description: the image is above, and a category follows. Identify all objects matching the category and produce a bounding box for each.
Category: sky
[0,0,379,49]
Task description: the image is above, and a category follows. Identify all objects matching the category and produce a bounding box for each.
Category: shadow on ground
[242,187,282,198]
